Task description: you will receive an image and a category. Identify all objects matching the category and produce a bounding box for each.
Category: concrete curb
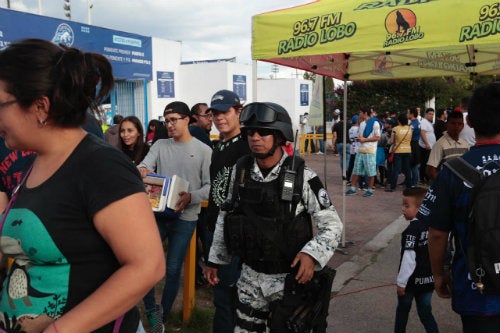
[332,215,407,293]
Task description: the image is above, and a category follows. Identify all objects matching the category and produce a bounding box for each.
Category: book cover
[166,175,189,210]
[143,174,170,212]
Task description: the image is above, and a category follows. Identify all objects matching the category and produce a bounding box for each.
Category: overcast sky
[4,0,312,78]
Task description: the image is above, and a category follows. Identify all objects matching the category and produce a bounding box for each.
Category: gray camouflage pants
[235,264,287,333]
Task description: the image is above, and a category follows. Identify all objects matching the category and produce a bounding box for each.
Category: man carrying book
[138,101,212,332]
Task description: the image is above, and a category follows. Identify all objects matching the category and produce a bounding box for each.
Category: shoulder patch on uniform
[308,176,331,209]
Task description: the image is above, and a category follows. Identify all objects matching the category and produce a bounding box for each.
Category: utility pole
[63,0,71,20]
[88,0,93,25]
[271,64,279,79]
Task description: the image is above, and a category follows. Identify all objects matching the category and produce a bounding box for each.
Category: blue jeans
[391,153,411,190]
[143,214,197,320]
[206,230,242,333]
[213,257,241,332]
[394,290,439,333]
[461,314,500,333]
[411,164,420,187]
[336,143,351,174]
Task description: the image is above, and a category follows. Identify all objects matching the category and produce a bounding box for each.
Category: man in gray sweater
[138,101,211,332]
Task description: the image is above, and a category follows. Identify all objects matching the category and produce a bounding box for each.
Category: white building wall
[149,37,183,121]
[147,37,309,136]
[179,62,253,107]
[257,79,312,137]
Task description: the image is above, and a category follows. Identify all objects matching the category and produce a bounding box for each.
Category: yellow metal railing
[298,133,332,155]
[182,200,208,323]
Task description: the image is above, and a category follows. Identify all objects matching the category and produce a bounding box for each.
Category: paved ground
[304,152,403,268]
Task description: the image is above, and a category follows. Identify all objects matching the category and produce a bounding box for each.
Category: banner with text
[0,8,152,80]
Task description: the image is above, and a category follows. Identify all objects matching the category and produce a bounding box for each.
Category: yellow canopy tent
[252,0,500,250]
[252,0,500,80]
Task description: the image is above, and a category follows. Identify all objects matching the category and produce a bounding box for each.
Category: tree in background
[334,76,496,118]
[303,72,496,119]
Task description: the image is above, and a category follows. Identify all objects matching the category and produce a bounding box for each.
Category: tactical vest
[223,155,312,274]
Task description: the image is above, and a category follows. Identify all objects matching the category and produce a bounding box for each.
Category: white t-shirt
[301,116,312,134]
[459,112,476,146]
[349,125,359,154]
[357,120,381,154]
[418,118,436,149]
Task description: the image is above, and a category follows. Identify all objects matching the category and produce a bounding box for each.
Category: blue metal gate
[109,79,149,127]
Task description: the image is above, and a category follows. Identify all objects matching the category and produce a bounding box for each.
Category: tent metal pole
[252,60,258,101]
[341,80,347,249]
[342,79,347,249]
[323,76,327,188]
[336,78,354,254]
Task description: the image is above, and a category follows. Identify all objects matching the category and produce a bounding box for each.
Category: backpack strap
[227,154,253,209]
[444,157,483,188]
[283,155,305,216]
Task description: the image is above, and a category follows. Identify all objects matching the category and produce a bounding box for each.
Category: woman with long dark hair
[119,116,149,165]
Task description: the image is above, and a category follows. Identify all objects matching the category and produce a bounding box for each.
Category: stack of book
[143,174,189,212]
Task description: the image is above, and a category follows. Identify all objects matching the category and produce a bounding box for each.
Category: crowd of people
[0,38,498,333]
[336,103,472,198]
[0,39,343,333]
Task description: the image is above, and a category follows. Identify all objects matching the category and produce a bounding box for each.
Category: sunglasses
[244,128,275,137]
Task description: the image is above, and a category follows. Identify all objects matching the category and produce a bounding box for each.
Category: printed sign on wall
[157,71,175,98]
[300,84,309,106]
[233,75,247,102]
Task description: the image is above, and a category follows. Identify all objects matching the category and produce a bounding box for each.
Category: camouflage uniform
[208,151,343,332]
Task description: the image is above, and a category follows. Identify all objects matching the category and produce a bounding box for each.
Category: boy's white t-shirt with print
[357,120,381,154]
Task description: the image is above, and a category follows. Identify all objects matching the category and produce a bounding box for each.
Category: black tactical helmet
[240,102,294,142]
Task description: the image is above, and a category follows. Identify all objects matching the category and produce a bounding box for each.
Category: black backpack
[445,157,500,294]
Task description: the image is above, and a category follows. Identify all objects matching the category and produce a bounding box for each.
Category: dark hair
[119,116,146,163]
[425,107,435,114]
[397,112,408,126]
[447,111,463,121]
[403,187,427,205]
[436,108,446,118]
[409,108,419,118]
[191,103,208,116]
[146,119,160,133]
[360,107,370,115]
[0,38,113,127]
[468,82,500,137]
[152,122,168,144]
[113,114,124,125]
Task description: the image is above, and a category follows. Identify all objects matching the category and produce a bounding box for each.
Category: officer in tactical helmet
[205,102,343,332]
